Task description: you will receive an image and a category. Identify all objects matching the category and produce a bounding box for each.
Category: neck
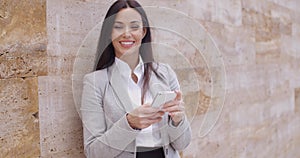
[118,52,139,71]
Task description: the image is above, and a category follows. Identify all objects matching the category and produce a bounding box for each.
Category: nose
[123,27,132,38]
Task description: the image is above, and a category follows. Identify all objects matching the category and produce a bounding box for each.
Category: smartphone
[152,91,176,108]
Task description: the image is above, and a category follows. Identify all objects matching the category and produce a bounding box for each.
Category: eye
[113,25,123,29]
[131,25,140,30]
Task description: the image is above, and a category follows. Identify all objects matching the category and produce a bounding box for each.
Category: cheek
[133,31,145,42]
[111,31,121,41]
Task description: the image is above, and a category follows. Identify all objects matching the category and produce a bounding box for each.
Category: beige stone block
[293,23,300,37]
[0,77,40,157]
[268,90,294,118]
[0,0,46,44]
[243,9,280,42]
[241,0,272,15]
[212,0,242,26]
[242,0,293,32]
[47,55,75,76]
[145,6,224,69]
[204,110,231,141]
[0,42,47,79]
[255,39,281,64]
[225,85,269,107]
[229,86,294,129]
[46,0,111,55]
[229,102,266,128]
[281,34,300,58]
[270,3,293,35]
[286,115,300,156]
[226,63,290,90]
[152,27,207,70]
[46,0,110,77]
[295,88,300,113]
[225,64,265,90]
[193,66,211,90]
[202,21,255,66]
[0,0,47,79]
[38,76,84,157]
[183,91,210,119]
[266,113,300,157]
[268,0,300,13]
[176,67,225,122]
[287,58,300,88]
[186,0,214,21]
[231,123,278,157]
[174,68,201,93]
[179,0,242,26]
[183,111,233,157]
[152,35,199,69]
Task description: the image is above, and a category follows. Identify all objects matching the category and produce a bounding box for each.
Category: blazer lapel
[108,65,136,113]
[148,72,171,97]
[108,63,171,113]
[148,71,171,143]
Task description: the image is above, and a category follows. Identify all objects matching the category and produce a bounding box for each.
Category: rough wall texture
[0,0,47,157]
[1,0,300,157]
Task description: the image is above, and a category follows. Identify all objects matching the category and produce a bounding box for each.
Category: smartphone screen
[152,91,176,108]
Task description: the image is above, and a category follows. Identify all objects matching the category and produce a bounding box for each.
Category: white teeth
[121,42,134,45]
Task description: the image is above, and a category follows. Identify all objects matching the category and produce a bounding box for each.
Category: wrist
[169,115,184,127]
[126,113,141,131]
[171,119,181,127]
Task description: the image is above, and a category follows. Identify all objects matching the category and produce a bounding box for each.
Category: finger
[143,117,163,126]
[141,111,164,120]
[162,100,181,109]
[163,105,185,113]
[169,111,184,116]
[129,110,156,118]
[135,108,164,118]
[162,100,184,109]
[169,111,184,124]
[139,105,161,114]
[151,111,165,118]
[174,90,182,101]
[141,103,153,107]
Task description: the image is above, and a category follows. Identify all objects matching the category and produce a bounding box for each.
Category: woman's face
[111,8,146,58]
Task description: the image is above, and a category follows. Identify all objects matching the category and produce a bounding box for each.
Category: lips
[119,41,135,48]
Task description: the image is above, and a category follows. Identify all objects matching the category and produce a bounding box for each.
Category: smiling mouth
[120,41,135,48]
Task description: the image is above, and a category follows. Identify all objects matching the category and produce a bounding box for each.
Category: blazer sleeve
[165,64,192,151]
[80,72,139,158]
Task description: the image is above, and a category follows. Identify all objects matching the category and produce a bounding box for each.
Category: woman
[81,0,191,158]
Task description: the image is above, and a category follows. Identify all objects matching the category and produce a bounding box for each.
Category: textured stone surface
[2,0,299,157]
[0,78,40,157]
[0,0,47,79]
[0,0,46,157]
[0,42,47,79]
[43,0,300,157]
[296,88,300,113]
[0,0,46,43]
[38,76,83,157]
[41,0,112,156]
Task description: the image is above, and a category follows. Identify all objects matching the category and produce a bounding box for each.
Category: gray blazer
[81,62,191,158]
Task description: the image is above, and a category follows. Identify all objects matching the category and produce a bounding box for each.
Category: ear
[142,27,147,38]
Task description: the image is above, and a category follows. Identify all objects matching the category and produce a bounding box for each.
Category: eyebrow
[114,20,142,24]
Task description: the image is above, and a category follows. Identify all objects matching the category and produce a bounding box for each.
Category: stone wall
[0,0,46,157]
[1,0,300,157]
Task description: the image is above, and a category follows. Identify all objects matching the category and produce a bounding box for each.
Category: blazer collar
[108,62,171,112]
[108,61,135,113]
[148,63,171,97]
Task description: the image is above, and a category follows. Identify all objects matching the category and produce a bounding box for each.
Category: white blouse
[115,57,162,147]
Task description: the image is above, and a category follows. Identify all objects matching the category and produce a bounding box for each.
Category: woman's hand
[126,104,165,130]
[162,91,185,126]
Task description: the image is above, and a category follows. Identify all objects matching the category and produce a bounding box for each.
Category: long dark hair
[95,0,159,103]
